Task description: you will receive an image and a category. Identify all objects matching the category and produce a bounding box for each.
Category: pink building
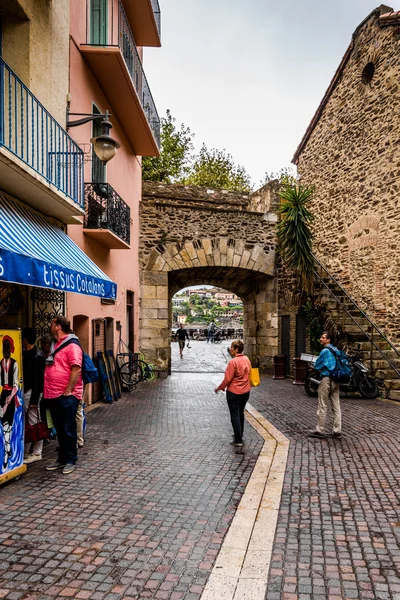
[67,0,161,401]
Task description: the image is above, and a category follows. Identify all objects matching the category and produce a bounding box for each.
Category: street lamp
[67,109,121,164]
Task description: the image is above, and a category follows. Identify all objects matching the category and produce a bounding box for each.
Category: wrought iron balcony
[121,0,161,47]
[82,0,160,156]
[0,56,84,221]
[84,182,130,249]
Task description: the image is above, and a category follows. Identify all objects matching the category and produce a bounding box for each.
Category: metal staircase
[313,255,400,400]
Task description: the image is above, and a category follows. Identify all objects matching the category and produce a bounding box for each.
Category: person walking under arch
[174,323,189,359]
[215,339,251,447]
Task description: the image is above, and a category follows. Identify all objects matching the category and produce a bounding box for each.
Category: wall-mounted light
[67,109,121,164]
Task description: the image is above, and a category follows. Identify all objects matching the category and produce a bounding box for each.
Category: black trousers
[226,390,250,443]
[49,395,79,465]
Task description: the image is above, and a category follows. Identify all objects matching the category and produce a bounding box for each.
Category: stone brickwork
[293,5,400,341]
[139,182,279,374]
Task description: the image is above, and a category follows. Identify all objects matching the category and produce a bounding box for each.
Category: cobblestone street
[0,343,400,600]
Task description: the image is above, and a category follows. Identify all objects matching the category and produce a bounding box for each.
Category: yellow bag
[249,367,260,387]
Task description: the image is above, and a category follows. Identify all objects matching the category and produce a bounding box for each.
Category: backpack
[52,338,99,385]
[327,347,352,384]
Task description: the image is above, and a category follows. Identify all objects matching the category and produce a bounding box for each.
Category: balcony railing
[150,0,161,38]
[0,57,84,208]
[86,0,160,148]
[84,182,130,245]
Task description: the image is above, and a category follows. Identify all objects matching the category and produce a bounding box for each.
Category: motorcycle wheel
[304,376,319,398]
[358,376,379,399]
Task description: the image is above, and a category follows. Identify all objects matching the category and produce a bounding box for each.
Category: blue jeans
[49,395,79,465]
[226,390,250,443]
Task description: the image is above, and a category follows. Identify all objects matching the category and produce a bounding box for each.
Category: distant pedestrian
[308,331,342,439]
[174,324,189,359]
[207,320,216,343]
[215,339,251,447]
[22,327,46,464]
[44,316,83,474]
[38,334,52,359]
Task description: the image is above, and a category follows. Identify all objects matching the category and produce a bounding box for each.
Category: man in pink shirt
[215,339,251,447]
[44,316,83,474]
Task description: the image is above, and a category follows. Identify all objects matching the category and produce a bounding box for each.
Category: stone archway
[140,238,278,375]
[139,182,279,376]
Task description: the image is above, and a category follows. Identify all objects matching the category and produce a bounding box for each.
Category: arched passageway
[139,182,279,377]
[140,238,278,376]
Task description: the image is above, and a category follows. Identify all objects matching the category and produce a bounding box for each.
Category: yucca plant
[277,184,315,294]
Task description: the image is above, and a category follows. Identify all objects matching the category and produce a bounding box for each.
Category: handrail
[313,254,400,379]
[0,57,84,207]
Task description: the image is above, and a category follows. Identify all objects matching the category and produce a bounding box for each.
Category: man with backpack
[43,316,83,474]
[308,331,342,440]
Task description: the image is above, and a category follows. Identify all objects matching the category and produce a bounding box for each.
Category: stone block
[141,298,167,309]
[157,309,169,319]
[220,252,227,267]
[173,254,187,269]
[146,249,161,271]
[227,247,234,266]
[140,318,168,330]
[154,255,167,271]
[219,238,228,254]
[213,248,221,265]
[142,272,168,286]
[141,308,158,319]
[142,285,157,299]
[166,243,179,257]
[184,241,197,260]
[202,238,213,255]
[206,254,215,266]
[192,258,201,267]
[233,253,241,267]
[251,244,263,262]
[156,286,168,299]
[197,248,207,266]
[180,248,193,267]
[235,240,244,254]
[239,250,251,269]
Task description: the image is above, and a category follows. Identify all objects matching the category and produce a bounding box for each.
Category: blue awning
[0,194,117,299]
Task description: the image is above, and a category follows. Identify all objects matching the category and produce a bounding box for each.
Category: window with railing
[84,182,130,245]
[0,57,84,207]
[86,0,160,147]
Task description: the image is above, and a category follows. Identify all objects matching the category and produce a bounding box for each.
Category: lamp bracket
[66,112,113,129]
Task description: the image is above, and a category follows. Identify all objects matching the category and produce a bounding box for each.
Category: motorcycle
[304,348,379,399]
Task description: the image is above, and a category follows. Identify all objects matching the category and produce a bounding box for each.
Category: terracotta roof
[292,5,395,164]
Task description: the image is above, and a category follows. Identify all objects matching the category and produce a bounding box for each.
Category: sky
[144,0,400,188]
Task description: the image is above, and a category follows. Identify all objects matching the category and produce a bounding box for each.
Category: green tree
[184,145,252,192]
[142,110,194,183]
[262,166,297,188]
[276,184,315,294]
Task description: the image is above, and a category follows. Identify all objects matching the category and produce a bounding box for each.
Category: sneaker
[308,431,327,439]
[331,432,342,439]
[62,463,76,475]
[24,454,42,464]
[46,461,65,471]
[230,441,243,447]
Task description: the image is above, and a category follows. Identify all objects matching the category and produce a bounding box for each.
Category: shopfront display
[0,329,25,485]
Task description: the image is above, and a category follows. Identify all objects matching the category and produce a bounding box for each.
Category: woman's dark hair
[22,327,36,345]
[231,339,244,353]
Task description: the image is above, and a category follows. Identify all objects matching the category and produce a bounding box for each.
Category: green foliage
[142,110,194,183]
[262,166,297,188]
[277,183,315,294]
[184,145,252,192]
[302,299,327,354]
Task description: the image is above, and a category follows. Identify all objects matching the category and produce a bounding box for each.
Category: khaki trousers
[316,377,341,434]
[76,400,84,447]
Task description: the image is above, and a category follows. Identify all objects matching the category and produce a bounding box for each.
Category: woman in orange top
[215,339,251,447]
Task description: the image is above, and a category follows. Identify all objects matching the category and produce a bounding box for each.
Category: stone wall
[139,182,279,374]
[294,6,400,341]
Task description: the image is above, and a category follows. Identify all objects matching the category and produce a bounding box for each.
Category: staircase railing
[312,254,400,380]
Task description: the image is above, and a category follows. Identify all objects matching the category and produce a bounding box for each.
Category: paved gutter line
[201,403,290,600]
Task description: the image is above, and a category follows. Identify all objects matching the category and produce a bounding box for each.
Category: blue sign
[0,249,117,300]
